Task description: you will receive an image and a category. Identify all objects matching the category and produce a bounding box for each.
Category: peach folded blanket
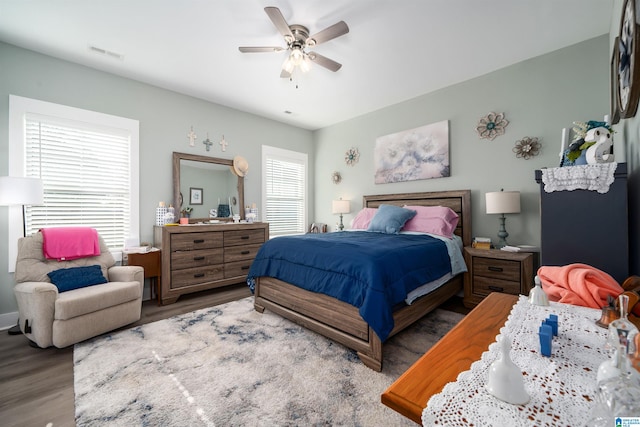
[41,227,100,261]
[537,263,623,309]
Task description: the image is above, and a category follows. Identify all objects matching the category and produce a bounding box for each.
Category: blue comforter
[247,231,451,342]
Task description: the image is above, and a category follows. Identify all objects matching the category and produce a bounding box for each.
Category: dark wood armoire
[534,163,628,283]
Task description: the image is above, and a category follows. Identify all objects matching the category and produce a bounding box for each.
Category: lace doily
[422,296,608,426]
[541,163,617,193]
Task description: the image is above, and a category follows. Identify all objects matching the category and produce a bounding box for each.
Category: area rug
[74,296,464,426]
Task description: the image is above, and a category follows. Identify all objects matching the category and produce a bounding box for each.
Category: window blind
[24,115,132,251]
[264,150,306,236]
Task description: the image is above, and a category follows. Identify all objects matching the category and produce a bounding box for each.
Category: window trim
[261,145,308,236]
[7,95,139,271]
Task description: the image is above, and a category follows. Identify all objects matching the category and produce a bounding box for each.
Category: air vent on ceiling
[88,44,124,61]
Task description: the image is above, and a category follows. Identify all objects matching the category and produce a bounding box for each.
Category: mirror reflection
[173,152,244,222]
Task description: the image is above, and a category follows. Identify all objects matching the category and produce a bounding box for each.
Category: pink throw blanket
[537,263,623,309]
[41,227,100,261]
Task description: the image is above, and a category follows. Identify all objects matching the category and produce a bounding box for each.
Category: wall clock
[618,0,640,118]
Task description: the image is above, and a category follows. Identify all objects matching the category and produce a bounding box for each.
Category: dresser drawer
[472,276,521,297]
[171,265,224,289]
[473,257,520,282]
[224,259,253,279]
[223,244,262,263]
[171,231,223,251]
[224,229,265,247]
[171,248,223,270]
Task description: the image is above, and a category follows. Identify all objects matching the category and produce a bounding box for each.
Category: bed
[249,190,471,371]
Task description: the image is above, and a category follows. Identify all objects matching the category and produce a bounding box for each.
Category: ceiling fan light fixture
[282,56,295,74]
[300,55,312,73]
[290,47,304,65]
[240,6,347,78]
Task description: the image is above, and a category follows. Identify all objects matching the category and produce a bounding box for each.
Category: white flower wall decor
[374,120,450,184]
[476,112,509,140]
[345,147,360,166]
[513,136,541,160]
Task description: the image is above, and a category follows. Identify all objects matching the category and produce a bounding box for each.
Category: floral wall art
[374,120,450,184]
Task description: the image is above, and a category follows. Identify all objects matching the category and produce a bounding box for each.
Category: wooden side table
[463,247,536,308]
[125,250,162,305]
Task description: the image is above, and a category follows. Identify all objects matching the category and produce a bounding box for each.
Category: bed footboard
[254,275,462,371]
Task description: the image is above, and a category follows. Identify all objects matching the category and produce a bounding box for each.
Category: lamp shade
[332,199,350,215]
[0,176,44,206]
[485,191,520,214]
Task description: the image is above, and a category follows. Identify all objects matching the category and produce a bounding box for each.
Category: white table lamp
[485,189,520,248]
[332,199,350,231]
[0,176,44,236]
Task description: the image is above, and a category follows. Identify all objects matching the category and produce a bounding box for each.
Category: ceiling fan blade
[306,21,349,46]
[308,52,342,72]
[264,6,294,41]
[239,46,284,53]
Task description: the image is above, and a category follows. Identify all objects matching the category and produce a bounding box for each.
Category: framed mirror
[173,152,244,222]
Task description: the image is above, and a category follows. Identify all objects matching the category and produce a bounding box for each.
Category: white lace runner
[541,163,617,193]
[422,296,608,426]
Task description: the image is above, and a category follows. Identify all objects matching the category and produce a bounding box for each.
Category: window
[8,95,139,268]
[262,146,307,236]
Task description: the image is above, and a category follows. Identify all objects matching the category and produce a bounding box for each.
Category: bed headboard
[362,190,472,247]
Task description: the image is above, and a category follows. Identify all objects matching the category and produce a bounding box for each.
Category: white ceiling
[0,0,611,130]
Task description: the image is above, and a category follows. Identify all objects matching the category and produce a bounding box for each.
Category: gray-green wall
[611,0,640,277]
[2,32,635,326]
[313,36,612,253]
[0,41,314,323]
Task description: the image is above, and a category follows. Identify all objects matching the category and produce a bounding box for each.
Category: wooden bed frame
[253,190,472,371]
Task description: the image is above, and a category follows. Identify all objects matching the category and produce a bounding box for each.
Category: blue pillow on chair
[47,265,108,292]
[367,204,417,234]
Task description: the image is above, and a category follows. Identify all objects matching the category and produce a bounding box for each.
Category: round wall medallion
[332,171,342,184]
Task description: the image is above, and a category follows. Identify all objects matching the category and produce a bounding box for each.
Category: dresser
[534,163,628,283]
[154,222,269,305]
[463,247,535,308]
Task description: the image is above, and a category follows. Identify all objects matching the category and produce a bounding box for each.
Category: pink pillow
[402,205,459,237]
[350,208,378,229]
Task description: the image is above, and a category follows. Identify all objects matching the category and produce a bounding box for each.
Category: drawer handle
[488,285,504,292]
[488,266,503,272]
[241,265,250,270]
[193,256,205,261]
[241,250,250,255]
[240,236,250,240]
[193,239,205,244]
[193,273,205,278]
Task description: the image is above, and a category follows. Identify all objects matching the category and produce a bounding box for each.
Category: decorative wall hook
[187,126,197,147]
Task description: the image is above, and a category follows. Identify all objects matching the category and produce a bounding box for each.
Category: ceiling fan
[239,6,349,78]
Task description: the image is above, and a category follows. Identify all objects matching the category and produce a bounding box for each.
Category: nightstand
[124,250,162,305]
[463,247,536,308]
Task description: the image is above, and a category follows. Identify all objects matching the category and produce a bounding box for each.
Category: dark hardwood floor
[0,286,467,427]
[0,284,251,427]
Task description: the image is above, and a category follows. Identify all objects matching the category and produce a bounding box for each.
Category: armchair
[13,231,144,348]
